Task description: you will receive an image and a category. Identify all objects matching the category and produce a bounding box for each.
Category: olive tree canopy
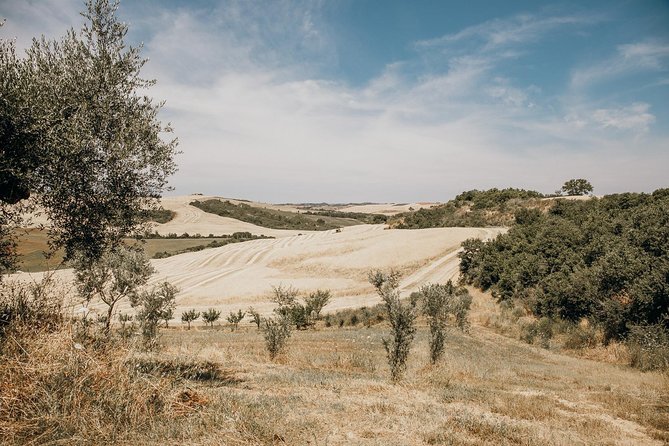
[0,0,178,273]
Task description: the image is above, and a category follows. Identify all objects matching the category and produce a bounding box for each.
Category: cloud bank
[2,1,668,202]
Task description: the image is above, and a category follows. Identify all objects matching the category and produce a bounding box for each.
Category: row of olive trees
[257,274,471,381]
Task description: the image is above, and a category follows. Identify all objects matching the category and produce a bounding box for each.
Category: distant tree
[561,179,593,196]
[247,306,262,329]
[181,309,200,330]
[202,308,222,328]
[226,309,245,331]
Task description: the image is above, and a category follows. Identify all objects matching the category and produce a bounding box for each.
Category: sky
[1,0,668,203]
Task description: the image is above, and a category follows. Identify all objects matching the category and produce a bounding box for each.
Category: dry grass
[2,280,667,445]
[145,320,667,445]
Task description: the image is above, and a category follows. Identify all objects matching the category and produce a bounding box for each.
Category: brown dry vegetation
[4,287,666,445]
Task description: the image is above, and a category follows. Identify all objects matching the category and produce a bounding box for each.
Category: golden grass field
[135,288,668,445]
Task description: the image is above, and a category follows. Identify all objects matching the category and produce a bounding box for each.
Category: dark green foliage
[459,190,669,343]
[369,270,418,382]
[561,179,593,196]
[141,208,176,224]
[151,233,273,259]
[390,188,545,228]
[191,199,360,231]
[302,209,388,224]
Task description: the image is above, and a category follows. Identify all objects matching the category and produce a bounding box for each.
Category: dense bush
[270,285,331,329]
[459,190,669,343]
[390,188,546,228]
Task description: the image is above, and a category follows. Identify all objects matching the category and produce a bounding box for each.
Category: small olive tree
[226,309,245,331]
[305,289,331,321]
[181,309,200,330]
[202,308,222,327]
[72,246,154,334]
[270,285,331,329]
[247,306,261,329]
[369,269,418,382]
[131,282,177,346]
[420,280,472,364]
[262,315,292,360]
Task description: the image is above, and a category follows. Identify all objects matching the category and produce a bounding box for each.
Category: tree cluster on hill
[191,199,360,231]
[301,209,388,224]
[390,188,546,228]
[459,189,669,342]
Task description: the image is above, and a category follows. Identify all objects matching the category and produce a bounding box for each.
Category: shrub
[305,289,331,320]
[369,269,418,382]
[270,285,332,329]
[627,324,669,371]
[0,276,62,344]
[181,309,200,330]
[262,315,292,360]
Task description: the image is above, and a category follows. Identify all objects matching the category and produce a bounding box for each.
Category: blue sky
[2,0,668,202]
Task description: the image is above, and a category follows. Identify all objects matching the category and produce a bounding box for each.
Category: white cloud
[416,13,600,53]
[1,2,667,201]
[571,41,669,88]
[592,103,656,133]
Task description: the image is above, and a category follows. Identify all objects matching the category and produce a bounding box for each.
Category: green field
[13,230,255,272]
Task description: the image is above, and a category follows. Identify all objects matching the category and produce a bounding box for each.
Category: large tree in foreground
[0,0,177,274]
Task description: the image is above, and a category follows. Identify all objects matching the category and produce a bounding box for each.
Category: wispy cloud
[416,13,601,52]
[571,41,669,88]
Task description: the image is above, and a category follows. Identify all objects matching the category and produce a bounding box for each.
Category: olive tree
[0,0,178,275]
[369,269,418,382]
[73,246,154,334]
